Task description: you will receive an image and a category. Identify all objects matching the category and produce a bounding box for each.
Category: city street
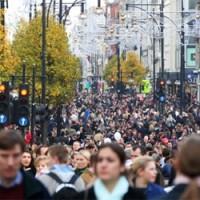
[0,0,200,200]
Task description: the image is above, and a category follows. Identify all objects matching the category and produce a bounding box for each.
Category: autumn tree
[103,51,147,85]
[12,15,81,105]
[0,9,19,82]
[103,55,119,83]
[121,51,148,85]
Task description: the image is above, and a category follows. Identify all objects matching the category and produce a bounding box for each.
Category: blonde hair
[131,156,155,174]
[78,150,91,161]
[126,156,155,186]
[34,155,49,167]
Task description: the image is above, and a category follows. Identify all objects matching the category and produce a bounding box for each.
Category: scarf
[94,176,129,200]
[75,168,87,176]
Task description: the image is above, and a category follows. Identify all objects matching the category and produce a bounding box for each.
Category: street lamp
[96,0,104,15]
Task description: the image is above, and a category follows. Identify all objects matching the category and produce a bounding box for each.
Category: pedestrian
[21,150,36,176]
[159,135,200,200]
[130,156,166,200]
[74,143,145,200]
[38,144,85,197]
[34,155,49,178]
[75,150,91,176]
[0,129,51,200]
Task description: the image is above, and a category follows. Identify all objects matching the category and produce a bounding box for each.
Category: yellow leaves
[103,51,148,85]
[12,15,80,105]
[103,55,118,82]
[121,51,147,85]
[0,10,20,82]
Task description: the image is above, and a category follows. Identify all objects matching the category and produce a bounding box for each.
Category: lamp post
[160,0,164,79]
[41,0,46,144]
[196,2,200,102]
[180,0,185,115]
[116,42,121,99]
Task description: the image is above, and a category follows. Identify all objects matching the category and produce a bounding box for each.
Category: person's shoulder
[124,187,146,200]
[148,183,165,192]
[73,186,95,200]
[22,171,51,199]
[158,184,187,200]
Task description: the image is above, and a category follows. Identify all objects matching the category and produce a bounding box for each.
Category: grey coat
[38,169,85,196]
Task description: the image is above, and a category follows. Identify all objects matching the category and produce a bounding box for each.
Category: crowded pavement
[1,92,200,199]
[1,0,200,199]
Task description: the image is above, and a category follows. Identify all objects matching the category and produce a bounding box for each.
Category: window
[189,0,197,10]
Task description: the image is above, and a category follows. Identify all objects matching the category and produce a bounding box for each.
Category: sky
[6,0,29,40]
[5,0,107,40]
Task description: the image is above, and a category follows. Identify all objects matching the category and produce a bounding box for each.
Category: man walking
[0,129,51,200]
[38,144,85,196]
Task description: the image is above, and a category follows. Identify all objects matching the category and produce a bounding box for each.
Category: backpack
[48,172,78,200]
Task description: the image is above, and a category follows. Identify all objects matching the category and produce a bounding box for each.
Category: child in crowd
[34,155,49,178]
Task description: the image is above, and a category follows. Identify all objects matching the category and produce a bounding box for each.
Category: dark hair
[162,148,171,157]
[178,136,200,200]
[36,145,48,157]
[97,143,126,165]
[22,150,36,175]
[47,144,69,164]
[132,145,146,155]
[0,129,25,152]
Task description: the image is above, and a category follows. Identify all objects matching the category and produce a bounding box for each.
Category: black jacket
[73,186,146,200]
[158,184,187,200]
[22,170,51,200]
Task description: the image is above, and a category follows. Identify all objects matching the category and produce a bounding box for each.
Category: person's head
[34,155,49,173]
[95,143,126,182]
[175,136,200,200]
[143,136,149,143]
[0,129,25,183]
[21,151,32,168]
[162,148,171,158]
[47,145,68,166]
[176,135,200,177]
[73,141,81,151]
[131,145,146,161]
[125,142,133,149]
[76,150,90,170]
[36,145,48,157]
[167,141,173,149]
[131,156,157,186]
[86,144,96,154]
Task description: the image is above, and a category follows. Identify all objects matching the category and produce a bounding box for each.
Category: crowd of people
[1,92,200,200]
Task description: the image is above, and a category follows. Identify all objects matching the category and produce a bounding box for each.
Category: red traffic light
[159,80,165,86]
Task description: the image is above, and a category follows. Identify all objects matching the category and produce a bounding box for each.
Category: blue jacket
[147,183,166,200]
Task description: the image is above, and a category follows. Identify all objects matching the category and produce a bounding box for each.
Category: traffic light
[0,82,10,126]
[110,78,115,92]
[35,104,47,124]
[92,82,98,94]
[158,79,166,102]
[117,81,121,94]
[17,84,29,127]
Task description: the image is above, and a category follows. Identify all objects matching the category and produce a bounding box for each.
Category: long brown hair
[178,136,200,200]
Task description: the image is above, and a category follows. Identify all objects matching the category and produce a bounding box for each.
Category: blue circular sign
[0,114,7,124]
[19,117,29,127]
[160,96,165,102]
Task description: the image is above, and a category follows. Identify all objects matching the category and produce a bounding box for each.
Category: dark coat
[158,184,187,200]
[146,183,166,200]
[22,170,51,200]
[73,186,146,200]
